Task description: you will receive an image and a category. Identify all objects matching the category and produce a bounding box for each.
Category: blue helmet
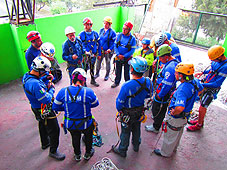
[164,31,171,40]
[141,38,150,45]
[129,56,148,73]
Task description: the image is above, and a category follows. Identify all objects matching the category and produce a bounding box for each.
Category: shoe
[111,145,126,157]
[187,119,198,125]
[145,124,159,133]
[104,75,109,81]
[83,148,95,160]
[133,146,139,152]
[41,143,50,150]
[94,74,99,79]
[90,80,99,87]
[111,83,119,88]
[49,150,65,161]
[187,123,203,132]
[74,154,81,162]
[154,149,163,157]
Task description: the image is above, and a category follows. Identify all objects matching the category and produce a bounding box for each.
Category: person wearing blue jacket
[112,56,152,157]
[111,21,136,88]
[25,31,42,70]
[22,56,65,161]
[79,17,101,87]
[52,68,99,161]
[187,45,227,131]
[154,64,203,157]
[62,26,85,84]
[145,44,179,133]
[94,16,116,81]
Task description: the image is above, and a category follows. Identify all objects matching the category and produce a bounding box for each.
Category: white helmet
[72,68,87,83]
[155,33,168,47]
[31,56,51,72]
[65,26,76,35]
[40,42,55,58]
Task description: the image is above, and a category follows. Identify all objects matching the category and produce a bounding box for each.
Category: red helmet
[26,31,41,42]
[124,21,133,30]
[83,17,93,25]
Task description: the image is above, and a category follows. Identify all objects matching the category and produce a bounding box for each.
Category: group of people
[23,15,227,162]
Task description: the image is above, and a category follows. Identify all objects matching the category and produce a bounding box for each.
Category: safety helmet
[72,68,87,83]
[141,38,151,45]
[208,45,225,60]
[164,31,172,40]
[31,56,51,72]
[155,33,168,47]
[124,21,133,30]
[175,63,194,75]
[157,44,172,57]
[65,26,75,35]
[26,31,41,42]
[104,16,112,24]
[83,17,93,25]
[129,56,148,73]
[40,42,55,58]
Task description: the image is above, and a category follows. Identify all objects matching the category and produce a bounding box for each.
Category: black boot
[90,79,99,87]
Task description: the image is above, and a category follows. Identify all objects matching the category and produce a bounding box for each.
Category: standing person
[111,21,136,88]
[62,26,85,84]
[187,45,227,131]
[25,31,42,70]
[79,17,101,87]
[154,64,203,157]
[133,38,154,77]
[112,56,152,157]
[145,44,179,133]
[94,16,116,81]
[52,68,99,161]
[22,56,65,160]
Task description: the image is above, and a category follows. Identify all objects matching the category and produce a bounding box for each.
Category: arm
[123,36,136,58]
[116,85,127,111]
[89,89,99,108]
[114,34,120,56]
[96,32,102,56]
[52,88,65,111]
[109,30,116,51]
[62,41,75,62]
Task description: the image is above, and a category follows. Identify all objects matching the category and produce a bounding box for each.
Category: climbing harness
[91,157,120,170]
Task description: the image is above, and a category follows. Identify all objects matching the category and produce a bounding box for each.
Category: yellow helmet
[104,16,112,24]
[208,45,225,60]
[175,63,194,75]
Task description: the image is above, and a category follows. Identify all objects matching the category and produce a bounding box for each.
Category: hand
[47,81,55,90]
[170,108,175,115]
[85,51,91,55]
[195,72,203,78]
[72,55,78,60]
[152,59,157,70]
[97,56,102,60]
[46,74,54,81]
[118,55,124,60]
[106,49,111,53]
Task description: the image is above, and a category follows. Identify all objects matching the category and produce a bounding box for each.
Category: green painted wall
[0,6,134,84]
[223,33,227,56]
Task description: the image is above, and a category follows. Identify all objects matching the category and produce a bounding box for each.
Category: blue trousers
[114,60,130,85]
[118,121,141,154]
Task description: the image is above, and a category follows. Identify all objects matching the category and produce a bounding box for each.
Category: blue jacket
[62,38,85,65]
[99,28,116,51]
[79,30,101,56]
[202,59,227,88]
[156,59,179,99]
[169,79,203,114]
[114,33,136,59]
[22,73,55,108]
[169,42,181,62]
[52,85,99,130]
[25,45,41,70]
[116,77,152,111]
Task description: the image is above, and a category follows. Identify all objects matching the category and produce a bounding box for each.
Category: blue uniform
[115,77,151,156]
[202,59,227,88]
[52,85,99,130]
[62,38,85,83]
[99,28,116,51]
[169,42,181,62]
[156,59,179,99]
[79,30,101,56]
[116,77,152,111]
[169,79,203,114]
[23,73,55,108]
[25,45,41,70]
[114,33,136,59]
